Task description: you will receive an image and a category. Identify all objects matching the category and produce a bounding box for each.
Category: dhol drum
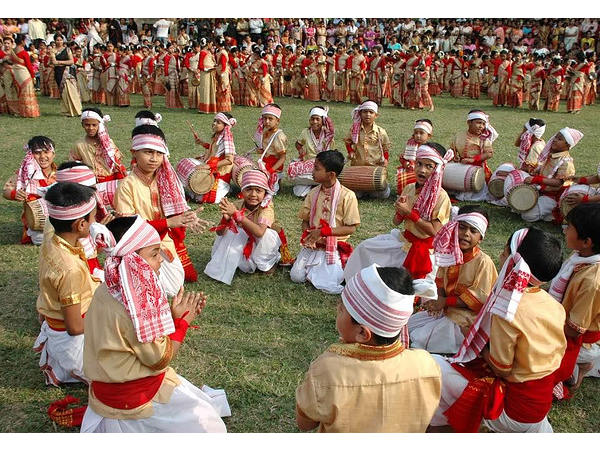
[442,163,485,192]
[176,158,214,196]
[232,155,257,187]
[287,158,318,186]
[559,184,594,217]
[24,198,48,231]
[339,166,388,192]
[488,162,516,199]
[504,170,538,213]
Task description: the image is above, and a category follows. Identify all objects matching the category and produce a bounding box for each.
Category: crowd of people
[0,17,598,119]
[1,17,600,435]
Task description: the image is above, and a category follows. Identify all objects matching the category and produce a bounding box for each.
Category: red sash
[299,229,354,268]
[402,230,434,279]
[262,155,281,174]
[96,172,125,183]
[503,373,555,423]
[554,330,600,388]
[91,372,166,410]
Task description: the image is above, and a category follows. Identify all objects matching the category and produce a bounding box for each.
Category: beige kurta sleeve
[69,141,83,161]
[256,203,275,227]
[564,268,600,333]
[379,127,391,152]
[112,177,136,215]
[295,361,334,426]
[488,315,519,371]
[555,159,576,181]
[457,255,498,312]
[271,131,288,155]
[54,265,92,307]
[299,188,314,221]
[431,190,451,225]
[120,313,174,372]
[340,189,361,226]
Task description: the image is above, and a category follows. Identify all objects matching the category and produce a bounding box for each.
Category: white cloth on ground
[293,183,314,198]
[80,375,228,433]
[451,184,489,202]
[290,247,344,294]
[158,251,185,297]
[408,312,465,354]
[27,228,44,246]
[520,195,556,222]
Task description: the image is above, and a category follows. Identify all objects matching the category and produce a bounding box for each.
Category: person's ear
[583,237,594,252]
[355,324,372,344]
[72,217,86,233]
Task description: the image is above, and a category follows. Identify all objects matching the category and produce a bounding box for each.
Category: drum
[287,159,318,186]
[339,166,388,192]
[176,158,214,196]
[488,162,516,199]
[232,155,257,187]
[24,198,48,231]
[442,163,485,192]
[559,184,594,217]
[504,170,538,213]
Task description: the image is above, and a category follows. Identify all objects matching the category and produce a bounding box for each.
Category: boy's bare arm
[62,304,84,336]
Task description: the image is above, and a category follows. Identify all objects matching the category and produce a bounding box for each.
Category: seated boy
[3,136,57,245]
[253,104,287,194]
[430,227,566,433]
[290,150,360,295]
[295,264,441,432]
[70,107,127,208]
[449,109,498,202]
[397,118,433,195]
[548,204,600,397]
[408,205,498,354]
[344,143,452,301]
[33,182,100,386]
[343,100,391,199]
[204,169,281,285]
[113,124,200,288]
[81,215,228,432]
[521,127,581,223]
[515,117,546,174]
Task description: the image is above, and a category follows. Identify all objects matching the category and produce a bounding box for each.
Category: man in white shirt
[153,19,172,45]
[249,18,264,42]
[28,18,46,44]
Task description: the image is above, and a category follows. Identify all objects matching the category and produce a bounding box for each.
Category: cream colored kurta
[233,199,275,227]
[537,150,576,194]
[449,130,493,160]
[36,233,100,321]
[295,343,441,432]
[112,172,176,258]
[69,137,124,178]
[489,288,567,383]
[346,123,391,167]
[256,130,288,159]
[561,263,600,333]
[521,139,546,172]
[299,184,360,242]
[84,283,181,420]
[296,128,335,160]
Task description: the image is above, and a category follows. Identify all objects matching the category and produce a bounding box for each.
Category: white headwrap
[414,121,433,135]
[135,112,163,128]
[467,111,498,143]
[309,107,328,118]
[433,213,489,267]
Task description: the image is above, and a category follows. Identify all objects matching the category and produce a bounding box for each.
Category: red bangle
[582,194,590,203]
[232,210,245,224]
[407,209,420,222]
[532,175,545,185]
[319,221,333,237]
[168,317,190,343]
[345,142,355,155]
[472,154,482,163]
[9,189,17,200]
[202,142,210,150]
[579,177,589,184]
[383,151,389,161]
[445,296,458,307]
[394,211,405,222]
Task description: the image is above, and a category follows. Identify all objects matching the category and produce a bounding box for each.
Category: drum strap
[258,130,282,163]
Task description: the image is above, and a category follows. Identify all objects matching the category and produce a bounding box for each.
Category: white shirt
[153,19,172,38]
[249,19,263,34]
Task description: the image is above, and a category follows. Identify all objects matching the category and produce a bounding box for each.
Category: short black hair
[415,118,433,126]
[46,182,96,234]
[425,141,446,158]
[57,160,92,171]
[528,117,546,128]
[457,204,489,223]
[27,136,54,152]
[316,150,345,176]
[131,124,166,142]
[82,106,103,117]
[509,227,562,282]
[566,203,600,254]
[135,109,158,120]
[106,216,137,243]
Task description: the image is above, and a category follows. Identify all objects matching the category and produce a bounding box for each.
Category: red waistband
[583,330,600,344]
[91,372,166,410]
[503,373,555,423]
[97,173,125,183]
[402,230,434,280]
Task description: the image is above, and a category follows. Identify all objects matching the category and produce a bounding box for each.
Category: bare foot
[573,362,594,390]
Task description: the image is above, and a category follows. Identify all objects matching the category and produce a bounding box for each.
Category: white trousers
[452,184,489,202]
[408,312,465,354]
[80,375,228,433]
[204,227,281,285]
[572,343,600,380]
[159,251,185,297]
[521,195,557,223]
[290,247,344,294]
[28,228,44,246]
[33,321,86,386]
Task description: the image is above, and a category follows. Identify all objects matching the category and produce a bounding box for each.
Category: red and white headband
[241,169,273,194]
[414,121,433,135]
[131,134,169,155]
[261,105,281,119]
[47,196,97,221]
[467,111,488,122]
[56,166,96,187]
[416,144,453,167]
[309,106,328,119]
[81,110,111,124]
[135,112,162,128]
[456,212,488,238]
[524,120,546,139]
[214,112,237,127]
[111,215,161,258]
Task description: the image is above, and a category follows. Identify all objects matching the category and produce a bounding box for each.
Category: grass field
[0,92,599,433]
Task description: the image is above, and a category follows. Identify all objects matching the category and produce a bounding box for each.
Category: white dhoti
[342,229,437,300]
[430,355,553,432]
[451,184,489,202]
[80,375,228,433]
[159,251,185,297]
[408,312,465,354]
[204,227,281,285]
[27,228,44,245]
[290,247,344,294]
[33,321,86,386]
[520,195,557,223]
[571,343,600,380]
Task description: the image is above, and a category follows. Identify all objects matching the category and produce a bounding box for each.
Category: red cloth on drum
[553,330,600,399]
[91,372,166,410]
[397,167,416,194]
[472,160,492,182]
[402,230,434,280]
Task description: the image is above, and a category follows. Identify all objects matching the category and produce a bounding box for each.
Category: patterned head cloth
[412,144,454,221]
[467,110,499,143]
[55,165,109,220]
[134,112,162,127]
[309,106,335,151]
[433,213,488,267]
[536,127,583,170]
[214,112,237,156]
[241,169,274,208]
[46,193,97,221]
[80,111,122,174]
[103,215,175,343]
[255,104,282,138]
[350,101,378,144]
[16,142,55,195]
[518,119,546,165]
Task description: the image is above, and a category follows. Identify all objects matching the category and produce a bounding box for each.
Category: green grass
[0,92,599,433]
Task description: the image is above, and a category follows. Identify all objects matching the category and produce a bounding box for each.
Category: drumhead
[470,167,485,192]
[560,185,592,217]
[24,199,47,231]
[488,179,505,199]
[188,166,214,195]
[507,185,538,212]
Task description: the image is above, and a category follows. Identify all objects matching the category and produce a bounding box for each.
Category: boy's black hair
[566,203,600,254]
[316,150,344,176]
[134,109,158,120]
[415,118,433,126]
[217,111,233,119]
[46,182,96,234]
[57,160,92,171]
[27,136,54,152]
[350,266,415,346]
[457,204,489,224]
[468,108,485,115]
[507,227,562,282]
[131,124,166,142]
[528,117,546,128]
[106,216,138,243]
[423,141,446,158]
[81,106,104,117]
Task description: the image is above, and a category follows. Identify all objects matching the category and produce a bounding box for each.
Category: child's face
[312,159,331,184]
[262,114,279,131]
[137,243,163,274]
[242,186,266,207]
[457,221,483,252]
[132,149,164,174]
[32,148,55,170]
[412,128,431,145]
[564,222,590,253]
[414,158,436,186]
[467,118,486,135]
[309,115,323,132]
[82,118,100,138]
[360,109,377,125]
[212,118,226,134]
[336,300,360,344]
[551,133,570,153]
